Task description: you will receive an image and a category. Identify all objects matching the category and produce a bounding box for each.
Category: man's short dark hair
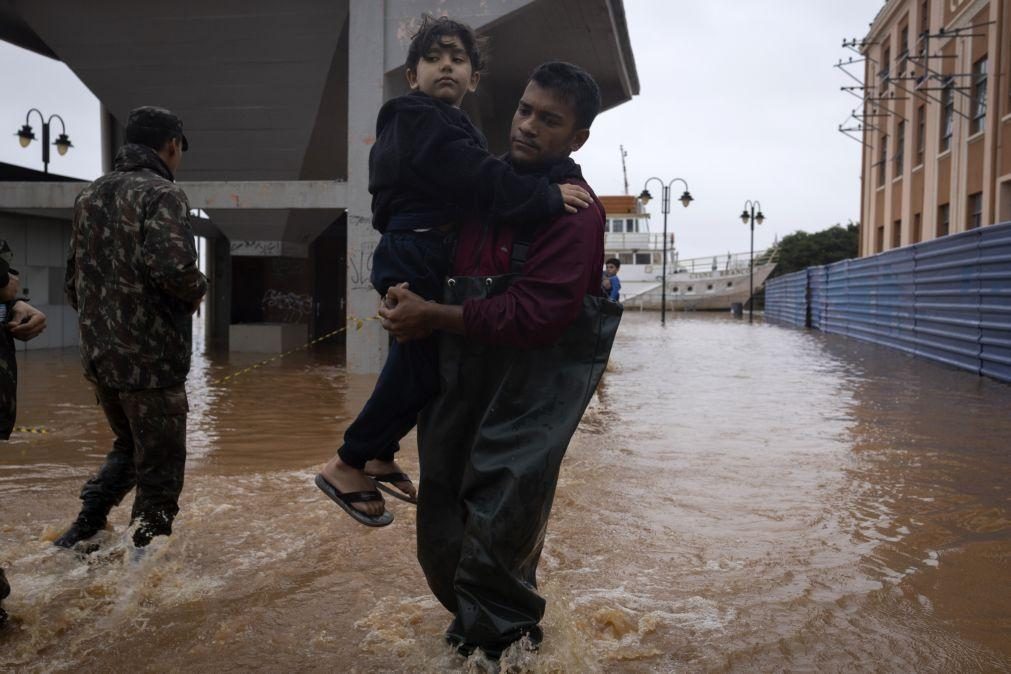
[529,61,602,129]
[405,14,485,73]
[606,258,621,268]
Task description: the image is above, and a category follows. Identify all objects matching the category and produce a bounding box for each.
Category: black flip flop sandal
[315,473,394,527]
[366,471,418,504]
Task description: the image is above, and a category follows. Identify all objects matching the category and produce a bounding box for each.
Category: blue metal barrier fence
[764,221,1011,384]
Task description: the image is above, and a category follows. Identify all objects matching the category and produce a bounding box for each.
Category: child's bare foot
[320,456,386,517]
[364,458,417,501]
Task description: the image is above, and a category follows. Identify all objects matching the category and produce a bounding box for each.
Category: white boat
[601,194,777,311]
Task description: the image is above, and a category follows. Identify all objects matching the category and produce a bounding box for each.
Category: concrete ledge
[229,323,308,353]
[0,180,348,210]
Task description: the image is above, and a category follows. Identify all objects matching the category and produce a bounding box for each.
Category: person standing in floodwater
[0,239,48,439]
[602,257,622,302]
[0,238,47,630]
[315,15,591,526]
[56,106,207,552]
[381,61,620,658]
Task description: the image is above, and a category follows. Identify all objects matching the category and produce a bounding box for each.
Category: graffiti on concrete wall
[262,289,312,323]
[348,215,378,291]
[231,240,282,256]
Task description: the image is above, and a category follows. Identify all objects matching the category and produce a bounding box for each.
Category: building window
[706,284,713,291]
[686,286,694,292]
[877,134,888,187]
[971,56,987,135]
[893,219,902,248]
[876,224,885,253]
[653,252,662,264]
[912,213,922,243]
[915,104,925,165]
[880,46,891,84]
[727,281,734,287]
[938,203,950,236]
[919,1,929,41]
[895,121,905,177]
[899,25,909,59]
[618,252,633,264]
[940,80,954,152]
[672,287,678,293]
[626,218,635,233]
[967,192,983,229]
[634,252,651,265]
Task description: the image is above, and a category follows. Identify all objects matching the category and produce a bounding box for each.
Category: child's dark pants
[337,224,449,470]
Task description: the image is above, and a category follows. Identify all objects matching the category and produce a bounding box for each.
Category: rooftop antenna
[620,144,629,195]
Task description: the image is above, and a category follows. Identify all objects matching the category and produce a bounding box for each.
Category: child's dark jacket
[368,91,563,232]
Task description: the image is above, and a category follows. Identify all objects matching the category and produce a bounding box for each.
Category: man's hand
[559,184,592,214]
[379,285,435,342]
[7,301,46,341]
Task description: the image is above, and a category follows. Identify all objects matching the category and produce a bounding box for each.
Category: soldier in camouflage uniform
[56,106,207,551]
[0,567,8,628]
[0,239,48,440]
[0,240,47,628]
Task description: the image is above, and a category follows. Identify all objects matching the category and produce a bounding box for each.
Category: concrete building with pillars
[858,0,1010,257]
[0,0,639,371]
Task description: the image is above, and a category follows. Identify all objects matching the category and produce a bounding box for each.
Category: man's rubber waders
[417,274,622,652]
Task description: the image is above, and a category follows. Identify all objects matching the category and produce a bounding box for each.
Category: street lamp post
[639,178,693,326]
[739,200,766,323]
[15,109,73,174]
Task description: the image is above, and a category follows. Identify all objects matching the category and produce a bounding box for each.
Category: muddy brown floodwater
[1,312,1009,672]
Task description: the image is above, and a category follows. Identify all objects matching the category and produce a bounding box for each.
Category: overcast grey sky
[0,0,884,258]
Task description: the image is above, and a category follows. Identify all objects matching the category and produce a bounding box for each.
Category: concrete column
[100,105,122,174]
[345,0,387,373]
[207,236,232,349]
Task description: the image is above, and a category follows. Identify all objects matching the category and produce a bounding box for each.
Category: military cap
[125,106,189,152]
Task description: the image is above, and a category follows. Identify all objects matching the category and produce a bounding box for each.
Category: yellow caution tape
[214,314,382,385]
[12,316,386,435]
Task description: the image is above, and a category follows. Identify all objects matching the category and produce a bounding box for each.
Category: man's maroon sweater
[454,167,605,349]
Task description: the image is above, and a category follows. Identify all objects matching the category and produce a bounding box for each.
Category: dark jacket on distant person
[66,144,207,391]
[368,91,564,232]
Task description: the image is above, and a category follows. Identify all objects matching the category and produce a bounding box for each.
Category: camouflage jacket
[66,144,207,390]
[0,302,15,440]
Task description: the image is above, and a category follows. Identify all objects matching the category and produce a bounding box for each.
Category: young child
[603,257,622,302]
[316,15,591,526]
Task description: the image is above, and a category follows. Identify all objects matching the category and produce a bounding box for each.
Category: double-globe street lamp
[634,178,691,327]
[639,178,693,326]
[15,108,73,174]
[739,200,766,323]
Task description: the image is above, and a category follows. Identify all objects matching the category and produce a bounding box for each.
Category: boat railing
[603,232,667,249]
[668,249,778,276]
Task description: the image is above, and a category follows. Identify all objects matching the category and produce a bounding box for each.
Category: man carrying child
[316,16,591,525]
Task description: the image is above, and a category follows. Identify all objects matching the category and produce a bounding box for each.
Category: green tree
[769,221,858,277]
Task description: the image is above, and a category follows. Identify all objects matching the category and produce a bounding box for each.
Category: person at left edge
[57,106,207,552]
[0,239,47,629]
[0,238,48,441]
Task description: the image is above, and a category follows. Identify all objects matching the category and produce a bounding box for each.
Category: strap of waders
[509,221,539,274]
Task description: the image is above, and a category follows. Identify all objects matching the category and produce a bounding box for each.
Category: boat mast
[620,145,629,195]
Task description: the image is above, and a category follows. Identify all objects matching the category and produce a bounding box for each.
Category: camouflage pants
[78,383,188,546]
[0,567,8,626]
[0,335,17,441]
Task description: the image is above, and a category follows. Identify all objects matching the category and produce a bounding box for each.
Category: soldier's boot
[53,505,108,550]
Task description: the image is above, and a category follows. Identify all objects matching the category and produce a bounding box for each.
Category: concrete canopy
[384,0,640,153]
[5,0,351,246]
